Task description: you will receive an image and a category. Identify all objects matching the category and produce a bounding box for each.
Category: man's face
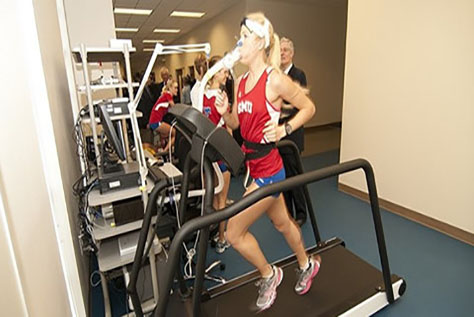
[161,71,170,82]
[280,42,294,67]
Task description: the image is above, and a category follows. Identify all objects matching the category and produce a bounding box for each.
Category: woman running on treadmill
[148,79,178,152]
[203,56,232,254]
[215,12,321,311]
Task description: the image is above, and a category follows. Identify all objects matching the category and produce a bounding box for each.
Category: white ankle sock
[263,266,274,279]
[300,258,310,271]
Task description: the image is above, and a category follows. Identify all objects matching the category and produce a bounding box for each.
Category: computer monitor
[98,104,126,161]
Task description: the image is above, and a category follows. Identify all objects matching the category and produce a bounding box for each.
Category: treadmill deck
[165,240,402,316]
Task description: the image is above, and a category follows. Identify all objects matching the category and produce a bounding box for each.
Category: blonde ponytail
[268,33,281,71]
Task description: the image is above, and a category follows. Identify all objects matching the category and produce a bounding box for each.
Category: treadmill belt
[200,245,395,317]
[164,243,400,316]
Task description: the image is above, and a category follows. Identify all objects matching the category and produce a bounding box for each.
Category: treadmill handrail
[154,158,394,317]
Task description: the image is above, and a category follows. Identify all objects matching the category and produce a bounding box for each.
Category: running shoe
[215,239,231,254]
[295,256,321,295]
[255,266,283,311]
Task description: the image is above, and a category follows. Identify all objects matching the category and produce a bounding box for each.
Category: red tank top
[237,67,283,178]
[203,89,225,127]
[149,91,173,125]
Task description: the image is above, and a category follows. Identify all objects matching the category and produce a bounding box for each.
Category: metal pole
[127,180,168,316]
[80,44,102,174]
[363,164,395,303]
[122,45,133,162]
[176,154,193,296]
[100,272,111,317]
[192,159,214,316]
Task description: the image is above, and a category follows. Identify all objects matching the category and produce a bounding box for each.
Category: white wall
[0,192,28,317]
[247,0,347,126]
[64,0,118,104]
[34,0,94,313]
[340,0,474,233]
[161,0,347,127]
[64,0,116,48]
[0,0,84,315]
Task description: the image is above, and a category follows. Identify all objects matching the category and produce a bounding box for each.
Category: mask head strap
[240,17,270,49]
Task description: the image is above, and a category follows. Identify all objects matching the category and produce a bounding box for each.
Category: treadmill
[128,105,406,316]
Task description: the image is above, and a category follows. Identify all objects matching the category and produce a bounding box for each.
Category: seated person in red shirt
[148,79,178,151]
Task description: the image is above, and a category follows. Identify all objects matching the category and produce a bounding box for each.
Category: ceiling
[112,0,346,70]
[113,0,240,56]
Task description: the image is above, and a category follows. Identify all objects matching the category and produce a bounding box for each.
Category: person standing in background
[156,67,170,98]
[181,75,192,105]
[279,37,308,226]
[190,53,208,108]
[136,73,158,145]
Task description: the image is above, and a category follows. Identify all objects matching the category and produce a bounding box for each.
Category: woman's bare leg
[226,182,276,277]
[157,123,170,151]
[266,193,308,267]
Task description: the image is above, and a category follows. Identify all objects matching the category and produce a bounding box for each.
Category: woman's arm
[168,92,175,106]
[263,72,316,142]
[215,76,241,130]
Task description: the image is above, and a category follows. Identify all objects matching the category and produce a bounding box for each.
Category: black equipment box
[113,197,144,226]
[99,162,140,194]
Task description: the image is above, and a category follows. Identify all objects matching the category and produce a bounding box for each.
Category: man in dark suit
[279,37,309,226]
[136,73,157,144]
[155,67,170,98]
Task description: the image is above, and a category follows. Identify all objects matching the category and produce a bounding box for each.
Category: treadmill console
[164,104,244,176]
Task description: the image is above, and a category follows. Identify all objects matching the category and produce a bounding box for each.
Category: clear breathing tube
[196,39,242,112]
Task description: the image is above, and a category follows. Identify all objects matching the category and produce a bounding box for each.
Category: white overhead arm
[196,39,242,112]
[126,42,211,192]
[132,43,210,111]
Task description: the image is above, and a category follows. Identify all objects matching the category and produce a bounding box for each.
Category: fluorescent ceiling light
[114,8,152,15]
[115,27,139,32]
[143,39,165,43]
[170,11,205,18]
[143,48,155,52]
[154,28,180,33]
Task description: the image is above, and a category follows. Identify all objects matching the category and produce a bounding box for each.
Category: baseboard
[338,183,474,246]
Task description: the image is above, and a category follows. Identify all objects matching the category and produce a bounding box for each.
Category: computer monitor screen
[98,104,126,161]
